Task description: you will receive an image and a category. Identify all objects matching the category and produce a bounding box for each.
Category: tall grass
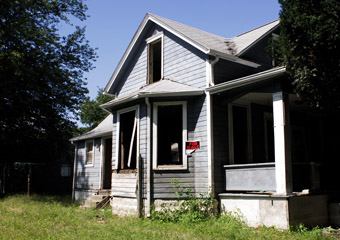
[0,194,336,240]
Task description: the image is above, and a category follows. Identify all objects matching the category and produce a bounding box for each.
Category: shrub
[151,178,216,223]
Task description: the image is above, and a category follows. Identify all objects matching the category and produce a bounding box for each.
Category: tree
[278,0,340,110]
[0,0,96,193]
[79,88,114,131]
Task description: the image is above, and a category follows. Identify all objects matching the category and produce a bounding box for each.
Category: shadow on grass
[1,193,78,207]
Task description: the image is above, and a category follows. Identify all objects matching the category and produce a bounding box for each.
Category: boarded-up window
[85,141,94,166]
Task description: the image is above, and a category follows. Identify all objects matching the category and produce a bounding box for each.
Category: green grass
[0,194,336,240]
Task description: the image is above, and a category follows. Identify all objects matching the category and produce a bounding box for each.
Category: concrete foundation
[329,203,340,227]
[111,197,138,216]
[220,193,328,229]
[74,189,97,203]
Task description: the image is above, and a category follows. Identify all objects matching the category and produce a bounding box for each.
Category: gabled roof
[70,114,113,142]
[233,20,280,56]
[148,14,232,55]
[104,13,279,94]
[149,15,279,57]
[101,79,204,110]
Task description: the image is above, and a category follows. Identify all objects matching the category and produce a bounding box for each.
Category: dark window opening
[157,105,182,165]
[264,115,274,162]
[148,40,161,83]
[119,111,137,170]
[232,105,249,164]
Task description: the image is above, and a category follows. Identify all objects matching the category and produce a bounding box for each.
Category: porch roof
[101,79,204,111]
[70,114,113,142]
[207,66,286,95]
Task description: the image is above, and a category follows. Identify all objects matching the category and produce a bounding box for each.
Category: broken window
[147,33,162,84]
[85,141,94,166]
[153,102,187,169]
[118,110,137,171]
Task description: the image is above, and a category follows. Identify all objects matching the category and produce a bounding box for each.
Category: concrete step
[80,200,97,209]
[98,190,111,196]
[80,193,112,209]
[91,195,106,201]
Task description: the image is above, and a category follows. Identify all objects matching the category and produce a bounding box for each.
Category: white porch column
[273,91,293,195]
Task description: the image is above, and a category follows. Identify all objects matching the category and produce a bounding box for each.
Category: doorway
[102,138,112,190]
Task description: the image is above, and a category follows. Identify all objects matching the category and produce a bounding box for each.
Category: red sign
[186,141,200,150]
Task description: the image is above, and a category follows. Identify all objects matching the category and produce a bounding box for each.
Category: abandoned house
[70,13,340,229]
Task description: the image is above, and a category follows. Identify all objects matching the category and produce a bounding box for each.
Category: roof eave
[100,90,204,111]
[207,66,286,95]
[208,49,261,68]
[70,131,112,142]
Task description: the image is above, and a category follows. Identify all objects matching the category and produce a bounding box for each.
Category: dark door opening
[103,138,112,189]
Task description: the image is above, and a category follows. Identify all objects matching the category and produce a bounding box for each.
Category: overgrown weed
[151,178,217,223]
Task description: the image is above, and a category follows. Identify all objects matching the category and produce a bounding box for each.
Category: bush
[151,178,216,223]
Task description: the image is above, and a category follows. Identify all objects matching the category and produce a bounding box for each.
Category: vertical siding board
[213,97,229,195]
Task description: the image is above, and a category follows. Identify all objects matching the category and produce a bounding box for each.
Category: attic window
[146,32,163,84]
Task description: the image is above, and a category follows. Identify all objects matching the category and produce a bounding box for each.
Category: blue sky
[81,0,281,99]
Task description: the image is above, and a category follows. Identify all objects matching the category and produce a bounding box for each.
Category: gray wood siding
[150,27,209,199]
[75,139,102,190]
[111,24,209,200]
[152,96,209,199]
[112,173,137,198]
[163,29,207,89]
[115,45,148,97]
[115,25,207,97]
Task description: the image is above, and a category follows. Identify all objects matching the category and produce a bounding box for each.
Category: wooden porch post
[273,91,293,195]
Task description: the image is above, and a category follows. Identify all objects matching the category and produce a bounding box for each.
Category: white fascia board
[70,131,112,142]
[100,94,140,110]
[208,49,260,68]
[139,90,204,98]
[100,90,204,110]
[207,67,286,95]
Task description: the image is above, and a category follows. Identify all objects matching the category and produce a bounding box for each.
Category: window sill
[85,164,94,168]
[113,169,137,174]
[153,165,187,171]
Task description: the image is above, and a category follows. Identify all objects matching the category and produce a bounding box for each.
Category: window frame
[146,31,164,84]
[115,106,140,173]
[85,140,95,167]
[152,101,187,170]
